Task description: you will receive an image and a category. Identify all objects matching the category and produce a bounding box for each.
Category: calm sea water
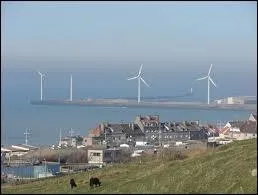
[1,99,251,146]
[1,70,254,146]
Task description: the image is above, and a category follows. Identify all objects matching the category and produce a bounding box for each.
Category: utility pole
[104,128,108,148]
[44,158,47,178]
[58,129,62,164]
[159,125,162,147]
[59,129,62,145]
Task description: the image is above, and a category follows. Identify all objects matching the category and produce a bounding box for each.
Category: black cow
[90,177,101,188]
[70,178,77,188]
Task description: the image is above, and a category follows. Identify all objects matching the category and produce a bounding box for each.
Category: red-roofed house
[83,125,102,146]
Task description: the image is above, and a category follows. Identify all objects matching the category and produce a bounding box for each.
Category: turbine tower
[196,64,217,104]
[24,129,31,146]
[70,74,73,101]
[127,64,150,103]
[37,71,45,101]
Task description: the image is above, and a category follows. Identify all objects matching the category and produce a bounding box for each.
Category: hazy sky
[1,1,257,72]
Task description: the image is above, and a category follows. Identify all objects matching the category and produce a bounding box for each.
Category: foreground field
[1,139,257,194]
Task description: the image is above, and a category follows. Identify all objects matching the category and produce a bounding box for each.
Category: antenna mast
[59,129,62,143]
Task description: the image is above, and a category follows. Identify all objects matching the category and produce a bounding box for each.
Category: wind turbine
[37,71,46,101]
[24,129,31,146]
[196,64,217,104]
[127,64,150,103]
[70,74,73,101]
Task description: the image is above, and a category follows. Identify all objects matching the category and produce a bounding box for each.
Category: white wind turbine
[37,71,46,101]
[70,74,73,101]
[196,64,217,104]
[127,64,150,103]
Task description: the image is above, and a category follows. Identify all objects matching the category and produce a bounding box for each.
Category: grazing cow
[90,177,101,188]
[70,178,77,188]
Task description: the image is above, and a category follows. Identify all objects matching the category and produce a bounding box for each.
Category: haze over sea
[1,2,256,146]
[1,68,255,146]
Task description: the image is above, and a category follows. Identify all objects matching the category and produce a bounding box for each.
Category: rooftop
[223,120,257,134]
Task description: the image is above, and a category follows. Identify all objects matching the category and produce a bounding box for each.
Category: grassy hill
[1,139,257,194]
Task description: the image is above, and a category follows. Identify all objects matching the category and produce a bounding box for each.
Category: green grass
[1,139,257,194]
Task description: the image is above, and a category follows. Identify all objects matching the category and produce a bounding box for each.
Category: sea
[1,69,256,147]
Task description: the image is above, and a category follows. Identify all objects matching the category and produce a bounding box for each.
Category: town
[1,112,257,183]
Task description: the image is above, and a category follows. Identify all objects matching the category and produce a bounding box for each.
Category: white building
[88,148,122,167]
[214,96,256,105]
[249,113,257,122]
[88,149,104,167]
[58,137,77,147]
[1,144,38,158]
[220,120,257,140]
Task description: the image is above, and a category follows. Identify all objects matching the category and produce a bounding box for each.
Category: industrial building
[214,96,257,105]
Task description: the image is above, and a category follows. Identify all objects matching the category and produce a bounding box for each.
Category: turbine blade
[140,77,150,87]
[196,76,208,81]
[138,64,143,76]
[209,77,217,87]
[127,76,138,80]
[208,64,213,76]
[37,71,42,76]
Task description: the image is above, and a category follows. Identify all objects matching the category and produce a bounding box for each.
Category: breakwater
[30,99,257,111]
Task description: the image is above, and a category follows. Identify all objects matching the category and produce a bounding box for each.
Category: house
[135,115,160,132]
[83,125,103,146]
[88,148,123,167]
[88,149,103,166]
[87,115,219,147]
[249,113,257,122]
[83,136,92,146]
[89,125,102,137]
[59,137,77,147]
[144,120,208,144]
[220,120,257,140]
[98,122,145,147]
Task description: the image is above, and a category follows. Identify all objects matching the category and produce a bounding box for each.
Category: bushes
[118,150,132,163]
[23,148,89,163]
[158,149,187,161]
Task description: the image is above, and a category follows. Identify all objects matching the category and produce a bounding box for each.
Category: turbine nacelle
[195,64,217,88]
[37,71,46,77]
[127,64,150,87]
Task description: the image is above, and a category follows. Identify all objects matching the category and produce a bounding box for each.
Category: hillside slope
[1,139,257,194]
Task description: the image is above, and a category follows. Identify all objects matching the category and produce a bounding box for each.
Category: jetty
[30,98,257,111]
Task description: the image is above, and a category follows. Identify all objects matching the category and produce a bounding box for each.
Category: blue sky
[1,1,257,72]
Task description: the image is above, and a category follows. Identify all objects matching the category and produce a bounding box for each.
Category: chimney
[131,123,134,131]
